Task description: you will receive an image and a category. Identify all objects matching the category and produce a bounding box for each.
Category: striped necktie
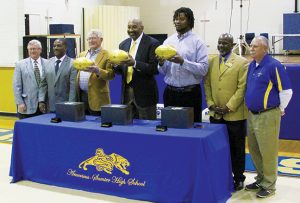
[220,57,225,72]
[33,60,41,84]
[127,41,136,84]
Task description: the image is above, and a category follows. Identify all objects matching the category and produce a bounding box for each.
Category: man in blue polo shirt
[245,36,293,198]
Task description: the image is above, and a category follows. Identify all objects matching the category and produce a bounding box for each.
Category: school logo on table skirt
[66,148,146,187]
[78,148,130,175]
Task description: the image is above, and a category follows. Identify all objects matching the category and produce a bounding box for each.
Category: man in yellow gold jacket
[76,29,114,115]
[204,33,248,191]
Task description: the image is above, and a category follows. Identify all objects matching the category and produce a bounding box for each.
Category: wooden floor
[273,55,300,64]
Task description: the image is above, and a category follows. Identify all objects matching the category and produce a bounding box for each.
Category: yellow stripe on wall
[0,67,16,113]
[264,81,273,109]
[276,67,283,92]
[84,5,140,51]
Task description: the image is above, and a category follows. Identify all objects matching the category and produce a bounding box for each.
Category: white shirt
[55,55,66,69]
[79,48,101,92]
[31,57,43,77]
[130,33,143,67]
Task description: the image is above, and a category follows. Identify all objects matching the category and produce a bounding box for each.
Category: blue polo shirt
[245,54,291,112]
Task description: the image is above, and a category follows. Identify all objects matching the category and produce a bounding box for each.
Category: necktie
[33,60,41,85]
[90,50,96,57]
[55,59,61,74]
[127,41,136,84]
[220,57,225,72]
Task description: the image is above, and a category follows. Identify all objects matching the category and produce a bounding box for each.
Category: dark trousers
[163,84,202,122]
[18,107,43,119]
[210,116,246,183]
[80,91,101,116]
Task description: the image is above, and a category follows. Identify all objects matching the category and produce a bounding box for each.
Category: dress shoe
[234,181,244,191]
[245,182,260,191]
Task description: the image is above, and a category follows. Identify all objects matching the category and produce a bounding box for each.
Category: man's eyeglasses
[28,48,40,51]
[87,37,98,41]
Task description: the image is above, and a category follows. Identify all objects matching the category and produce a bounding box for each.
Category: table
[10,114,233,203]
[280,64,300,140]
[270,34,300,54]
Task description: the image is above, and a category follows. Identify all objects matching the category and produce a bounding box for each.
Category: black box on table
[161,106,194,128]
[55,102,85,122]
[101,104,132,125]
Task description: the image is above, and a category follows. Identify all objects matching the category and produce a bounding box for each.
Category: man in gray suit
[41,38,77,112]
[13,39,47,119]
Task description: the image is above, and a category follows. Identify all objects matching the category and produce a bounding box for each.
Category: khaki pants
[124,85,156,120]
[247,108,281,190]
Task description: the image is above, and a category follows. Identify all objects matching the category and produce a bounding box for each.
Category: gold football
[73,57,94,70]
[108,50,129,64]
[155,45,177,60]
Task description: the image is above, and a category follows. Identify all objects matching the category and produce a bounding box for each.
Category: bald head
[217,33,234,56]
[219,33,233,44]
[127,19,144,41]
[129,19,143,26]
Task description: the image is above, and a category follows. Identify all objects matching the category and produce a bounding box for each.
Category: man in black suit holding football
[112,19,160,120]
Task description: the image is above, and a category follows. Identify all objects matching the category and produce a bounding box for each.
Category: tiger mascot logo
[79,148,130,175]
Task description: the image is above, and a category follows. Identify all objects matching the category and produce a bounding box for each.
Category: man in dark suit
[41,38,77,112]
[113,19,160,120]
[13,39,47,119]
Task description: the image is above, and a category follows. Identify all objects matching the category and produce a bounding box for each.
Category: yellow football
[108,50,129,64]
[73,57,94,70]
[155,45,177,60]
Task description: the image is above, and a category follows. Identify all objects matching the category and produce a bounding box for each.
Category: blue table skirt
[280,64,300,140]
[10,114,233,203]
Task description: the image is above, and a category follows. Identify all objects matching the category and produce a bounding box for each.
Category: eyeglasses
[87,37,99,41]
[28,47,40,51]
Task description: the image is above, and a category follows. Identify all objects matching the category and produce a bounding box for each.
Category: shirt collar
[219,51,232,62]
[31,57,41,65]
[89,47,101,55]
[177,30,192,39]
[131,32,143,45]
[55,55,66,63]
[254,54,269,68]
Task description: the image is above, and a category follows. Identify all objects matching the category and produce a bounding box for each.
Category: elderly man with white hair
[77,29,115,116]
[13,39,47,119]
[245,36,293,198]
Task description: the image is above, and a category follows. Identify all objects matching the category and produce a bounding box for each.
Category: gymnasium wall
[0,67,16,113]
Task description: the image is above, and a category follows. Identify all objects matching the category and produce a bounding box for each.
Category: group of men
[13,7,293,199]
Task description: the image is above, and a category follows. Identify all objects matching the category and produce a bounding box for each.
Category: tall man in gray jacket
[41,38,77,112]
[13,39,47,119]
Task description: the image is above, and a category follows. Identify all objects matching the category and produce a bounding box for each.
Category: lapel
[94,49,105,66]
[124,38,131,52]
[135,35,145,60]
[40,58,46,81]
[54,57,69,84]
[219,53,235,77]
[26,58,38,86]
